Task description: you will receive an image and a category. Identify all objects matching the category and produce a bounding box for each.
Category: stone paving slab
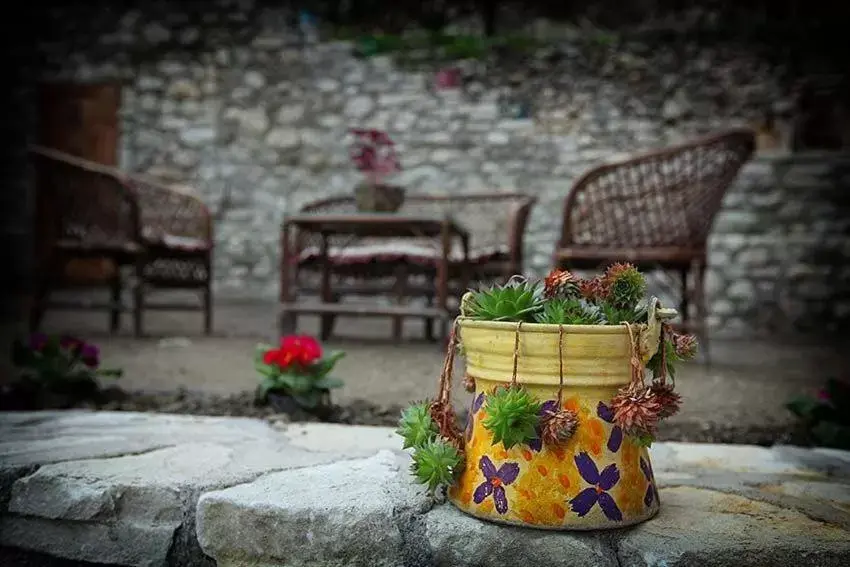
[2,411,850,567]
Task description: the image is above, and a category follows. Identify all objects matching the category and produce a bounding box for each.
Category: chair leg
[679,268,690,324]
[203,283,213,336]
[133,259,145,338]
[424,293,435,342]
[109,270,122,334]
[279,310,297,336]
[693,262,710,365]
[320,294,339,342]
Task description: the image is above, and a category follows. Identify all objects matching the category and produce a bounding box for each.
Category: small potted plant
[255,335,345,416]
[786,378,850,449]
[397,264,698,530]
[349,128,405,212]
[3,333,122,409]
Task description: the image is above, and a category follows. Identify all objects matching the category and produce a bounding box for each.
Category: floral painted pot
[448,315,668,530]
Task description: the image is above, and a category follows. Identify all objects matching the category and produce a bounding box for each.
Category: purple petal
[479,456,497,480]
[539,400,558,416]
[473,481,493,504]
[639,457,651,480]
[528,437,543,452]
[597,402,615,423]
[493,486,509,514]
[644,485,655,506]
[597,492,623,521]
[496,462,520,485]
[598,464,620,491]
[574,452,600,484]
[607,426,623,453]
[472,392,485,413]
[80,345,100,368]
[569,487,599,517]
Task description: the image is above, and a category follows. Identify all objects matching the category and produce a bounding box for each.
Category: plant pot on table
[354,182,405,213]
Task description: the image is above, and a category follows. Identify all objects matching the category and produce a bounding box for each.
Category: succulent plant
[534,297,605,325]
[646,332,698,380]
[599,301,648,325]
[466,277,543,322]
[543,269,579,299]
[603,263,647,310]
[540,409,579,445]
[578,275,609,302]
[409,437,463,494]
[396,401,439,449]
[482,385,542,449]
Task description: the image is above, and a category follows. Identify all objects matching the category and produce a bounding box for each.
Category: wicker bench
[552,128,757,360]
[29,146,214,336]
[283,192,536,340]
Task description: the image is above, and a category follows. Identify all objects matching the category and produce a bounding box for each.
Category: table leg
[392,264,408,341]
[319,233,336,341]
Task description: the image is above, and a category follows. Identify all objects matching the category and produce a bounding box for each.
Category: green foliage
[645,339,681,380]
[786,378,850,450]
[254,345,345,410]
[633,433,654,448]
[409,437,463,494]
[466,278,543,322]
[396,401,439,450]
[599,302,647,325]
[534,298,605,325]
[605,264,647,310]
[482,386,542,449]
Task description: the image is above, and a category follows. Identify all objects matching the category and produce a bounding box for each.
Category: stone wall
[28,1,850,337]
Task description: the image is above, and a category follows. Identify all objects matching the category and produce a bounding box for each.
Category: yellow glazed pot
[448,305,672,531]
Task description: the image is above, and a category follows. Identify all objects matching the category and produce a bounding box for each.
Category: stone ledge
[197,447,850,567]
[2,412,850,567]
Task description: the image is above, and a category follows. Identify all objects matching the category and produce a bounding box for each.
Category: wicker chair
[29,146,214,336]
[285,192,536,340]
[552,129,757,359]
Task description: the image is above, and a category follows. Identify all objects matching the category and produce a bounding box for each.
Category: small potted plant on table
[397,264,698,530]
[349,128,405,212]
[255,335,345,417]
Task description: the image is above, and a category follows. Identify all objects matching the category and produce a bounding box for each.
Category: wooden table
[279,213,470,340]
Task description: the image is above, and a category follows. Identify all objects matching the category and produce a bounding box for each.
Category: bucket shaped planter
[397,266,697,531]
[449,313,667,529]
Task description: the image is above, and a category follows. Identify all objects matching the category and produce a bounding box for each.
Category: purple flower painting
[640,457,660,507]
[528,400,558,452]
[465,392,486,441]
[597,401,623,453]
[568,452,623,521]
[473,456,520,515]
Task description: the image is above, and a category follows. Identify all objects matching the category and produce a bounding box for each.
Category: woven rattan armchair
[284,192,536,340]
[553,128,757,359]
[29,146,214,336]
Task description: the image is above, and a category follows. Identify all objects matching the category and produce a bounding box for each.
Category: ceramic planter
[448,310,669,530]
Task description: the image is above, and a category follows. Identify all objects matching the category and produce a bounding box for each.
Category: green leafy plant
[603,263,647,310]
[482,386,542,449]
[8,333,122,408]
[255,335,344,410]
[600,302,648,325]
[534,297,605,325]
[409,437,464,494]
[786,378,850,450]
[466,277,543,322]
[396,401,439,449]
[646,332,698,380]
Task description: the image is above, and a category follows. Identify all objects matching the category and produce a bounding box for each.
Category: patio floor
[24,296,850,430]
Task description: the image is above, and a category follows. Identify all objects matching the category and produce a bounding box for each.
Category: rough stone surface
[0,412,383,567]
[2,413,850,566]
[18,3,850,337]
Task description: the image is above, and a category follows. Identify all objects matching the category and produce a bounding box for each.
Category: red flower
[263,335,323,369]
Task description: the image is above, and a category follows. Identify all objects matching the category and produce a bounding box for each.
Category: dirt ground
[21,297,849,430]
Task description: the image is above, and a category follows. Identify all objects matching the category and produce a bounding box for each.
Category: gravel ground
[6,298,847,446]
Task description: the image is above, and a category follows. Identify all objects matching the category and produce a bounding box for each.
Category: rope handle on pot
[624,322,645,388]
[510,321,523,387]
[557,324,565,406]
[436,318,460,406]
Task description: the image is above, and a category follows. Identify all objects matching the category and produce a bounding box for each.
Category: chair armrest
[126,175,213,247]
